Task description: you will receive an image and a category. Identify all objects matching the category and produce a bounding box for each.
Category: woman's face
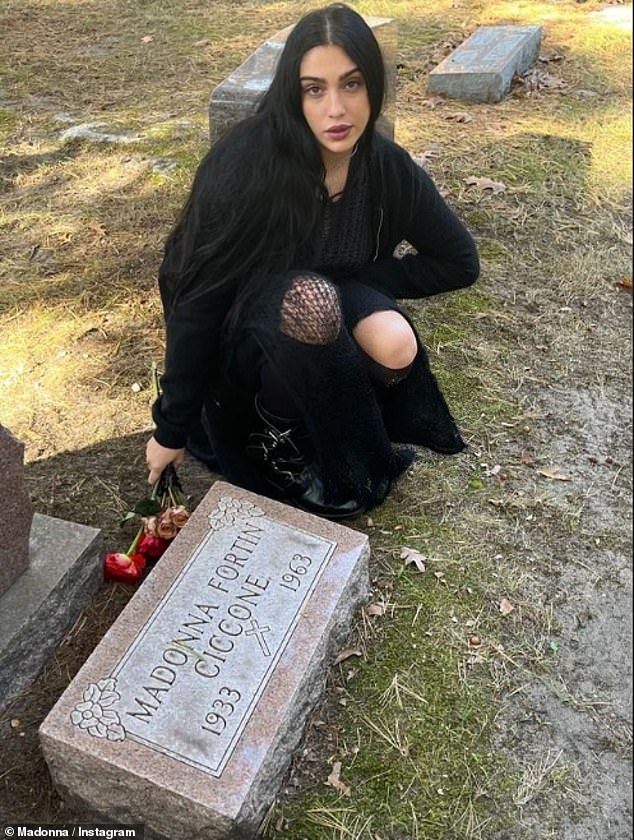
[299,44,371,167]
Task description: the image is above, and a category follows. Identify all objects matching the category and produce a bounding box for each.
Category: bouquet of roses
[104,465,190,584]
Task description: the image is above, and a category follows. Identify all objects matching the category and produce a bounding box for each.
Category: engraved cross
[245,619,272,657]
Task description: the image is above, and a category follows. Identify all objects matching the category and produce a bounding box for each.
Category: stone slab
[0,512,103,711]
[209,16,397,143]
[39,481,370,840]
[429,25,543,103]
[0,424,34,594]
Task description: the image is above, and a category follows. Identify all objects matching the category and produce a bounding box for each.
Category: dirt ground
[0,0,632,837]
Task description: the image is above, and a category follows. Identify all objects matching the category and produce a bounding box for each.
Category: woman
[146,3,479,518]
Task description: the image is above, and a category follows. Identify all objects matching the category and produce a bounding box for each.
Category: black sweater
[153,132,479,450]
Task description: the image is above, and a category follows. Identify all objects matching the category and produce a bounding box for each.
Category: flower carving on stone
[70,677,125,741]
[208,496,264,531]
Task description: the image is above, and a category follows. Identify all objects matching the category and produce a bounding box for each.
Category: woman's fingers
[146,437,186,485]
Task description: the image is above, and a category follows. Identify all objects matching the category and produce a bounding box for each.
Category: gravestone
[429,25,543,103]
[209,16,398,143]
[0,425,33,594]
[40,481,370,840]
[0,423,103,712]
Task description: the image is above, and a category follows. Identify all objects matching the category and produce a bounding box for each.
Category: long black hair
[161,4,386,313]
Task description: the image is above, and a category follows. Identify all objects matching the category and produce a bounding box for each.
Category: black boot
[245,397,363,519]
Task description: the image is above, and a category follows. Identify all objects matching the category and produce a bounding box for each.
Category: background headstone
[429,25,543,103]
[40,481,370,840]
[209,16,397,143]
[0,423,103,712]
[0,423,34,594]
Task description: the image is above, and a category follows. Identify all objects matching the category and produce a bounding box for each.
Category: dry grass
[1,0,632,837]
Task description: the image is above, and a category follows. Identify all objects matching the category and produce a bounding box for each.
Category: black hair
[162,4,386,317]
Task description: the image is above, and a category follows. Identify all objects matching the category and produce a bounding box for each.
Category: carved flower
[208,496,264,531]
[70,677,125,741]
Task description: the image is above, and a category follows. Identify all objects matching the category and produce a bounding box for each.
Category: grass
[0,0,631,836]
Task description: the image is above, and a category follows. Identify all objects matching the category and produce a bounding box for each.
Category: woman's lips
[325,125,352,141]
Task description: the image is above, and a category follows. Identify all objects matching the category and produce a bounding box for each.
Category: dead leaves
[325,761,351,797]
[499,597,515,616]
[536,466,572,482]
[400,546,426,573]
[512,68,567,97]
[444,111,473,124]
[465,176,507,194]
[364,602,387,617]
[334,647,362,666]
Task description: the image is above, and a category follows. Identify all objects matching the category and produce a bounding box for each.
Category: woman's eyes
[303,79,364,96]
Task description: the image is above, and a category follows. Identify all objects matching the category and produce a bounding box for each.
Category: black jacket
[153,131,479,451]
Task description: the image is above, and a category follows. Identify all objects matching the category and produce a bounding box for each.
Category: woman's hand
[146,436,185,485]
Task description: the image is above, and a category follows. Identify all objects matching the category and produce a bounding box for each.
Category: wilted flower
[156,512,178,540]
[104,465,190,584]
[170,505,190,529]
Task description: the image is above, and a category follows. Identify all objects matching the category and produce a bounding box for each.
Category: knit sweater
[153,131,479,451]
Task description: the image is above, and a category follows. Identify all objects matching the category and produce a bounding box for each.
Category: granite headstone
[429,25,543,103]
[40,481,370,839]
[0,423,33,595]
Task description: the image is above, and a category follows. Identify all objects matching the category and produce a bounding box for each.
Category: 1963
[279,553,312,592]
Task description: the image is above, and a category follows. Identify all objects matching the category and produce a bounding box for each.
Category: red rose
[137,533,170,560]
[104,552,145,584]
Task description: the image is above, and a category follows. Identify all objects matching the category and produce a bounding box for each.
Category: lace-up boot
[245,397,362,519]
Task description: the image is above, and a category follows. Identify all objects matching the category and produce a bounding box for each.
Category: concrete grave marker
[0,423,33,594]
[429,25,543,103]
[209,16,397,143]
[0,423,103,711]
[40,481,370,839]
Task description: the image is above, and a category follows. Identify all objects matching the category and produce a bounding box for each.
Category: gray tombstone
[429,25,543,103]
[209,17,397,143]
[0,423,103,711]
[0,424,33,594]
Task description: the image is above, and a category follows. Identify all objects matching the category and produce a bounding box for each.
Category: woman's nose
[327,89,345,118]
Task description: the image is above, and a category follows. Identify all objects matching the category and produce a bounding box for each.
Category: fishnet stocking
[279,273,342,345]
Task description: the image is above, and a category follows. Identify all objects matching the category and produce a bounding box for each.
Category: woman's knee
[352,310,418,369]
[280,273,342,344]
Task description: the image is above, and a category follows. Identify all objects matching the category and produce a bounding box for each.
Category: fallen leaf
[445,111,473,123]
[499,597,515,616]
[617,277,632,289]
[364,602,386,617]
[538,50,565,63]
[401,546,426,572]
[326,761,351,797]
[422,96,445,108]
[536,466,572,481]
[334,647,362,665]
[465,176,507,194]
[513,68,567,96]
[141,35,154,43]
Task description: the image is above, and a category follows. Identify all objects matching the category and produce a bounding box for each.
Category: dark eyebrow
[300,67,362,83]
